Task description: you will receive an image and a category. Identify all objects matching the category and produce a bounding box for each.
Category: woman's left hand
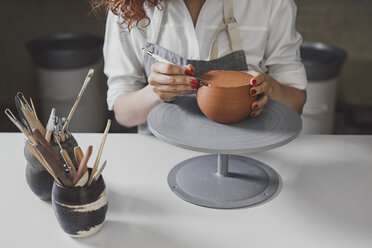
[246,70,273,117]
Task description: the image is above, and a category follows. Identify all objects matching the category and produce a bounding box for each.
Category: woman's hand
[246,70,307,116]
[246,70,272,117]
[148,63,198,102]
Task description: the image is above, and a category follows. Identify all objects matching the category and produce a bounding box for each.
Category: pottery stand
[148,95,302,209]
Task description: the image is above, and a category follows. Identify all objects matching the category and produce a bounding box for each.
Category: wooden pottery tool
[33,129,74,187]
[88,119,111,185]
[74,146,84,165]
[25,140,62,185]
[75,171,89,187]
[73,146,92,186]
[61,69,94,133]
[16,92,46,136]
[29,97,38,119]
[94,160,107,182]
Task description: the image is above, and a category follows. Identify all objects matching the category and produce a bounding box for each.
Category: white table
[1,133,372,248]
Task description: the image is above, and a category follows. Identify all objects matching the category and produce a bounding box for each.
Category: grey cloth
[139,42,249,135]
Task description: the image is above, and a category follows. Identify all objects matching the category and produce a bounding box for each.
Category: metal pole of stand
[217,154,229,176]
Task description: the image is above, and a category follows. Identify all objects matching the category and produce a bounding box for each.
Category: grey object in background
[300,42,348,134]
[301,42,347,81]
[27,34,103,69]
[148,95,302,209]
[27,34,107,132]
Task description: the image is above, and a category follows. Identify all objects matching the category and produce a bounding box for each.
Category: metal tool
[5,109,36,145]
[55,133,77,178]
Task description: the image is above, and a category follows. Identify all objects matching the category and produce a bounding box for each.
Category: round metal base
[168,155,280,209]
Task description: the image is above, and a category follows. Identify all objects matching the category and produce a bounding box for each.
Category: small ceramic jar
[24,135,78,201]
[52,170,108,238]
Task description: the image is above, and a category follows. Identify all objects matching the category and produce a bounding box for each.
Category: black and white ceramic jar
[52,170,108,238]
[24,135,78,201]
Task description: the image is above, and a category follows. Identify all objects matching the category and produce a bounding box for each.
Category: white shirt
[104,0,308,110]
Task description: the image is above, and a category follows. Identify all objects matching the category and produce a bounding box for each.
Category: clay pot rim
[199,82,251,89]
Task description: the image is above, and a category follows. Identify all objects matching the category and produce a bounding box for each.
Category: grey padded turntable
[148,95,302,209]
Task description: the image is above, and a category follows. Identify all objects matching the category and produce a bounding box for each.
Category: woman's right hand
[148,63,197,102]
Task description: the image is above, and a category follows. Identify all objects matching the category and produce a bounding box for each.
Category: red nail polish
[251,112,256,117]
[253,104,259,109]
[190,78,197,85]
[251,79,257,86]
[191,85,197,89]
[251,89,257,95]
[185,69,194,76]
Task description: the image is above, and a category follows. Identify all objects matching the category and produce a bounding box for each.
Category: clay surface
[200,70,251,88]
[197,70,256,124]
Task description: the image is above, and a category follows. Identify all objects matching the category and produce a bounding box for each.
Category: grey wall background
[296,0,372,106]
[1,0,371,132]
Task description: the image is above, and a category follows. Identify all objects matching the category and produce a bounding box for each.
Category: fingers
[250,80,268,96]
[246,70,265,86]
[149,62,197,102]
[184,64,195,76]
[247,70,268,118]
[151,62,186,75]
[251,94,269,117]
[149,73,196,87]
[153,87,194,102]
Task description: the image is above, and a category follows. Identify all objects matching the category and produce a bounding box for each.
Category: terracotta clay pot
[197,70,257,124]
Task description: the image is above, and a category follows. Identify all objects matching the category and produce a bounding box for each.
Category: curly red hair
[91,0,164,31]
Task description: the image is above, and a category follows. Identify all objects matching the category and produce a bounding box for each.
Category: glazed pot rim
[53,168,103,191]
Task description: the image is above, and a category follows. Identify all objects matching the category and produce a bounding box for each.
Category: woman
[96,0,307,134]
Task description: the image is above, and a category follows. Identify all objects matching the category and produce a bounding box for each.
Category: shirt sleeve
[261,0,307,90]
[103,11,147,111]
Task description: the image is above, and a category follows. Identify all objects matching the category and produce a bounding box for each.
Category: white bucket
[27,34,106,132]
[300,43,347,134]
[36,61,106,132]
[301,78,338,134]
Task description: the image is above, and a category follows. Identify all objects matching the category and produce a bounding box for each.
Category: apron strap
[147,6,164,44]
[210,0,243,60]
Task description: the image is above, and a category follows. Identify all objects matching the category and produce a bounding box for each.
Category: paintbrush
[87,119,111,185]
[61,69,94,133]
